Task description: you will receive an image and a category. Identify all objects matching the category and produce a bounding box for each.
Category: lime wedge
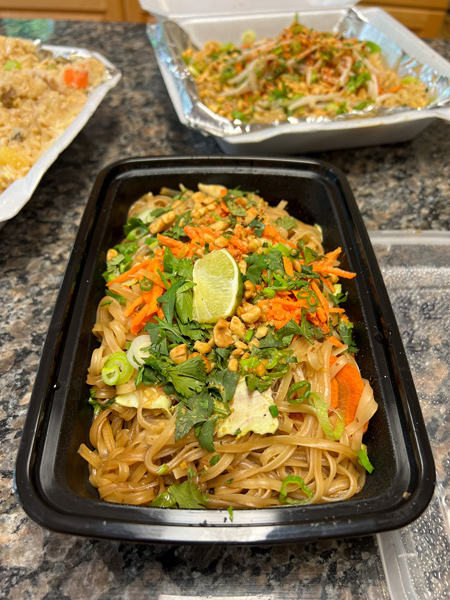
[192,249,243,324]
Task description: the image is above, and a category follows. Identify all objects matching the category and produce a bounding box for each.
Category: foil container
[0,42,121,227]
[147,7,450,139]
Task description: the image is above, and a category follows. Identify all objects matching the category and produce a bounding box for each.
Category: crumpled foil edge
[147,7,450,138]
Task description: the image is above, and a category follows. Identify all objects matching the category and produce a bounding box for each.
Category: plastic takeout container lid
[139,0,354,20]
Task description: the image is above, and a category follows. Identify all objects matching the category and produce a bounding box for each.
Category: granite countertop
[1,18,450,600]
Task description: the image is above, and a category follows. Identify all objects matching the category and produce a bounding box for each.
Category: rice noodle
[80,182,377,509]
[183,20,430,124]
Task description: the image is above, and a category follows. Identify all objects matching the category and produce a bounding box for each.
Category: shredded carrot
[262,224,297,249]
[157,234,184,249]
[128,283,165,335]
[320,266,356,279]
[328,335,344,347]
[123,294,144,318]
[130,303,152,335]
[283,256,294,277]
[229,236,248,252]
[106,258,155,287]
[388,85,403,93]
[220,188,228,198]
[311,280,329,317]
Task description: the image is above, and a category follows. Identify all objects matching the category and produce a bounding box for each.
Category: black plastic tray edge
[14,155,436,544]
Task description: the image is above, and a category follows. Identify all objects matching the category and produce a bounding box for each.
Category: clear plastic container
[370,230,450,600]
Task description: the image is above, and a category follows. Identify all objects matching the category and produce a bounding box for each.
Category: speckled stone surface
[1,18,450,600]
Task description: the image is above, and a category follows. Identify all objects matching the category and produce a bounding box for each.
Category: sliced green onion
[157,464,169,475]
[358,444,374,473]
[139,277,154,292]
[240,356,259,370]
[266,349,281,370]
[262,288,276,298]
[144,237,158,246]
[312,396,345,440]
[279,475,313,505]
[101,365,120,386]
[101,351,134,386]
[227,506,234,521]
[244,329,254,343]
[287,380,311,404]
[269,405,279,417]
[365,41,381,54]
[4,59,21,71]
[401,76,418,85]
[105,290,126,305]
[127,226,147,241]
[276,242,292,257]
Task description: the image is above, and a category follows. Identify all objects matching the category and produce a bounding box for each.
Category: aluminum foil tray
[146,6,450,154]
[0,42,121,227]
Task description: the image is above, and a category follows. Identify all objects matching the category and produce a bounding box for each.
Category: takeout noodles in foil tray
[148,8,450,138]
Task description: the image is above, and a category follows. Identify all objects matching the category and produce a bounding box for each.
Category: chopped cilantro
[210,455,220,467]
[248,216,266,237]
[152,480,208,509]
[275,215,297,230]
[339,319,358,353]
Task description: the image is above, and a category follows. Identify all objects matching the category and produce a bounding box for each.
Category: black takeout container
[15,156,435,544]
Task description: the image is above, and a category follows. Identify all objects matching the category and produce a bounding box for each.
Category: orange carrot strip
[229,236,248,252]
[184,226,203,243]
[106,259,154,287]
[328,335,344,347]
[143,283,164,312]
[157,234,183,249]
[323,266,356,279]
[130,303,152,335]
[220,188,228,198]
[140,271,166,289]
[123,294,144,318]
[325,247,342,262]
[283,256,294,277]
[330,377,339,409]
[262,225,297,249]
[316,306,327,323]
[311,280,329,316]
[334,364,365,426]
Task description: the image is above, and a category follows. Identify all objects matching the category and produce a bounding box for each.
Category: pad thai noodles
[182,19,429,124]
[0,35,106,194]
[79,183,378,509]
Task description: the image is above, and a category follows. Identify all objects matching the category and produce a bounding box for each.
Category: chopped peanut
[230,316,246,339]
[213,318,234,348]
[241,305,261,324]
[169,344,188,364]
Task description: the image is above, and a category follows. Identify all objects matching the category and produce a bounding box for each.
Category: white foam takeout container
[0,44,121,228]
[140,0,450,154]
